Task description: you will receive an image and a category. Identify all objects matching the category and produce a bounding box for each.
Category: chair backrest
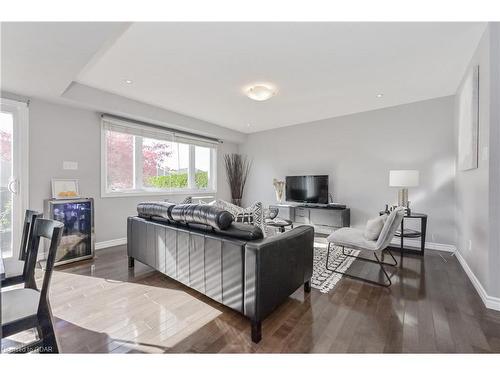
[20,211,43,288]
[375,207,405,250]
[19,210,42,261]
[24,218,64,306]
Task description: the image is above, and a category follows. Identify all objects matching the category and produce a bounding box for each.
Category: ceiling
[2,22,487,134]
[0,22,129,98]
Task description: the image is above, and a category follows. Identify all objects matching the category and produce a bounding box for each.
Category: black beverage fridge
[44,198,95,266]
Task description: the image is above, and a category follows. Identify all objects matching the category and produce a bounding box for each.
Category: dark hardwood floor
[4,242,500,353]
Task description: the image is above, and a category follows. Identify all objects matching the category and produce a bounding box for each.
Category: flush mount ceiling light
[125,79,133,84]
[376,93,384,98]
[244,83,277,101]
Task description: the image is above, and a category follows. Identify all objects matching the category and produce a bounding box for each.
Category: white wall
[240,96,457,246]
[488,23,500,300]
[27,98,238,243]
[455,23,500,303]
[454,26,491,293]
[62,83,246,144]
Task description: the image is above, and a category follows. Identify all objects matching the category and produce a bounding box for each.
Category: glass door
[0,98,28,260]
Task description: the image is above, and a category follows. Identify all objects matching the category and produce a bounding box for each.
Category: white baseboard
[95,237,127,250]
[389,238,456,252]
[390,238,500,311]
[455,250,500,311]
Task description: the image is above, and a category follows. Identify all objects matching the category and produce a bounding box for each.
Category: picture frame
[51,178,80,199]
[458,65,480,171]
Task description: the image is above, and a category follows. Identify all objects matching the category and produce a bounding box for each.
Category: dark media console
[280,175,348,232]
[269,204,350,234]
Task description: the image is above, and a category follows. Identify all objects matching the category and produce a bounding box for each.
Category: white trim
[0,97,29,259]
[385,235,500,311]
[188,144,196,189]
[100,123,107,198]
[211,147,217,192]
[455,251,500,311]
[101,189,217,198]
[133,135,143,189]
[95,238,127,250]
[389,238,456,252]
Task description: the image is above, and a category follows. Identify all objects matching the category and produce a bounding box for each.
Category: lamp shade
[389,170,419,187]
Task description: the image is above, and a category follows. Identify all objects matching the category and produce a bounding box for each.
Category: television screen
[285,175,329,204]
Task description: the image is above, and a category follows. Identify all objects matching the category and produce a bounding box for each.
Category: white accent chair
[326,207,405,287]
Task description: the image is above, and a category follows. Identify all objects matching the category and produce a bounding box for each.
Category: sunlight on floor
[314,238,328,248]
[44,270,222,353]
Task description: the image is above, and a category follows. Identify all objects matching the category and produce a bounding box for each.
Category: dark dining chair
[2,210,42,289]
[1,218,64,353]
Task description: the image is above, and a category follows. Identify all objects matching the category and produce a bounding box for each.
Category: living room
[1,0,500,372]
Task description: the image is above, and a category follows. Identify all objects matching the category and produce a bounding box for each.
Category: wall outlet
[63,161,78,170]
[468,239,472,251]
[431,233,435,242]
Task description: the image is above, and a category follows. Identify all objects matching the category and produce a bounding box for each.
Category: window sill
[101,189,217,198]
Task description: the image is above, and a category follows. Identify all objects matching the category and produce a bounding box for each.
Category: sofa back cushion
[214,222,263,240]
[137,201,176,221]
[170,204,234,230]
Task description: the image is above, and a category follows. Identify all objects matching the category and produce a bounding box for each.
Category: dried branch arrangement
[224,153,252,206]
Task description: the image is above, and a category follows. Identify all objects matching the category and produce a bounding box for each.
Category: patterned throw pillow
[212,200,267,236]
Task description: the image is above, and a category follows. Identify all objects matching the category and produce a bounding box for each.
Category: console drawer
[294,207,309,223]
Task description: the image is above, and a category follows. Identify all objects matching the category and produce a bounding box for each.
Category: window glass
[105,130,134,191]
[103,121,215,195]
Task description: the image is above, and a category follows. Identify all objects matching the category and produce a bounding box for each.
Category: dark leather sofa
[127,202,314,343]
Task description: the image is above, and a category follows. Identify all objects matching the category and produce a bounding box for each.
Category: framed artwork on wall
[51,178,80,199]
[458,65,480,171]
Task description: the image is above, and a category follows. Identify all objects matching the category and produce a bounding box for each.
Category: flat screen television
[285,175,329,204]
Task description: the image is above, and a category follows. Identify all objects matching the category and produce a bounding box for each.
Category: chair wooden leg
[128,256,135,268]
[38,303,59,353]
[39,321,59,353]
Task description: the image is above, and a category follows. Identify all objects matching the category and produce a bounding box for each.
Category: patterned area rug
[311,243,360,293]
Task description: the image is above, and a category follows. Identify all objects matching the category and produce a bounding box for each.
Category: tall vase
[275,190,284,204]
[232,198,242,207]
[273,179,285,204]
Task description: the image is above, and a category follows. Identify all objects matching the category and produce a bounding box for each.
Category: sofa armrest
[243,225,314,321]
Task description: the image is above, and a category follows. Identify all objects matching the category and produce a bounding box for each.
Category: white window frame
[100,117,218,198]
[0,98,29,258]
